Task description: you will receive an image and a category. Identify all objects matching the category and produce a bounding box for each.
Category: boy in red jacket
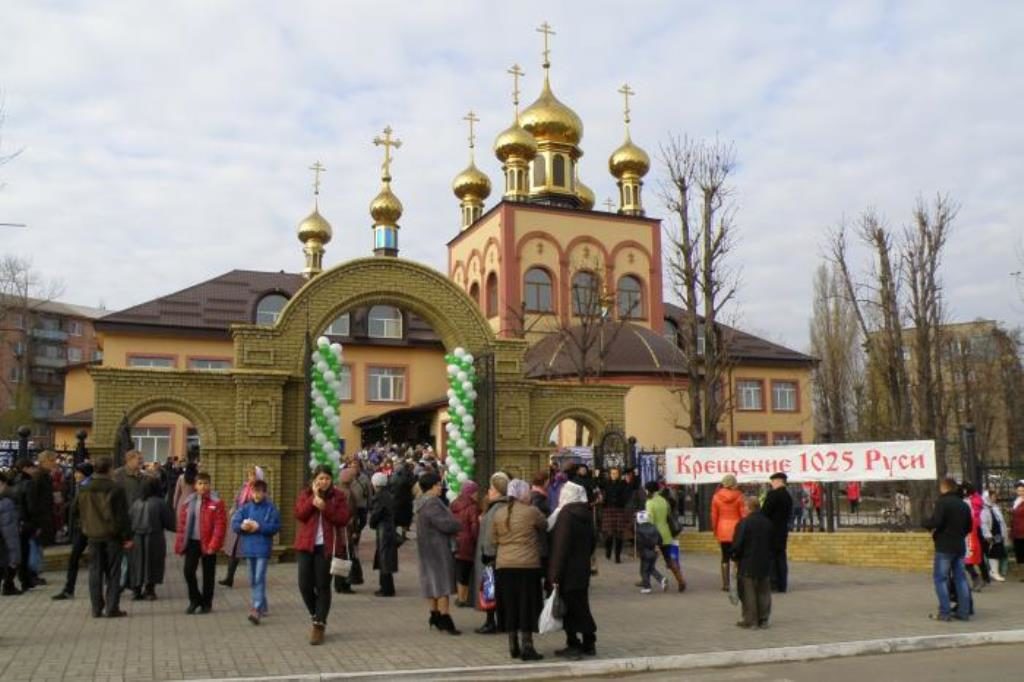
[175,472,227,614]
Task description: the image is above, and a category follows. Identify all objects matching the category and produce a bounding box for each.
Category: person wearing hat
[711,474,746,592]
[761,473,794,593]
[368,471,398,597]
[52,462,94,600]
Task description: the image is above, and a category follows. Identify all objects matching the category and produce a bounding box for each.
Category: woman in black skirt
[492,478,547,661]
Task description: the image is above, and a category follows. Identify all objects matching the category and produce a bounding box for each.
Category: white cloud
[1,0,1022,347]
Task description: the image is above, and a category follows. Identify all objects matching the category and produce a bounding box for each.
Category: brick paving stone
[2,538,1022,681]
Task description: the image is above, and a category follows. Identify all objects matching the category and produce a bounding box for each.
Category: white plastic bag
[538,588,563,634]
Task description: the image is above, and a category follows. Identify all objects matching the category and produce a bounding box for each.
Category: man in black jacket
[731,497,774,628]
[923,477,973,621]
[760,472,793,592]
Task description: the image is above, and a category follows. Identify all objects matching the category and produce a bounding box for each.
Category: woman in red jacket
[710,474,746,591]
[449,480,480,607]
[294,465,350,645]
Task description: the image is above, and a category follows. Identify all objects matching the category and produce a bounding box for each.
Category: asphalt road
[596,644,1020,681]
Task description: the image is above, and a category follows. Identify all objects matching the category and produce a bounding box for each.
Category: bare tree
[660,135,739,445]
[809,263,863,441]
[0,94,23,190]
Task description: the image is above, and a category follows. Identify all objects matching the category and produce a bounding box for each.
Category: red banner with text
[665,440,936,484]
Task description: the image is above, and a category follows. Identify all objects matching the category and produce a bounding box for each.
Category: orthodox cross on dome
[603,197,615,212]
[536,21,555,69]
[507,64,524,116]
[618,83,635,128]
[309,160,326,199]
[373,126,402,180]
[463,110,479,160]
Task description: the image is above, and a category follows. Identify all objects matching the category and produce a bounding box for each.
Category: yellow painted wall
[624,384,690,449]
[726,365,815,445]
[99,333,234,369]
[64,365,95,414]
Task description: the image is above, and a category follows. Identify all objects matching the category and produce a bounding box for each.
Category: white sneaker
[640,587,652,594]
[659,577,668,592]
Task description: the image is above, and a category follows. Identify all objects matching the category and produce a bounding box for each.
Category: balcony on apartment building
[31,355,67,369]
[30,328,69,342]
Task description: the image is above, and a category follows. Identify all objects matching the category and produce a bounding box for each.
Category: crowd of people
[3,444,1023,658]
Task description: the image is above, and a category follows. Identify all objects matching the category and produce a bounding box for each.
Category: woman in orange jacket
[711,474,746,591]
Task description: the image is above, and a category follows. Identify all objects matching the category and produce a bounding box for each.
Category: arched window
[469,282,480,307]
[523,267,554,312]
[368,305,402,339]
[617,275,644,318]
[663,318,680,346]
[552,154,566,187]
[255,294,288,326]
[571,271,599,316]
[485,273,499,318]
[532,157,546,186]
[326,313,350,336]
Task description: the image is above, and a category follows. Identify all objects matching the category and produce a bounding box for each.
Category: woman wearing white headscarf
[547,481,598,659]
[492,478,547,661]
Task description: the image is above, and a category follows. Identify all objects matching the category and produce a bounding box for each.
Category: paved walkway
[2,539,1023,682]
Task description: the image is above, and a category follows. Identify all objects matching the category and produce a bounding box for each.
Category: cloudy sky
[2,1,1022,349]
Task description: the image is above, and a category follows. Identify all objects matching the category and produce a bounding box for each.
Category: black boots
[475,610,498,634]
[508,632,521,658]
[2,568,21,596]
[614,538,623,563]
[219,558,239,587]
[435,613,461,635]
[721,563,730,592]
[604,537,613,560]
[519,631,543,661]
[429,610,441,629]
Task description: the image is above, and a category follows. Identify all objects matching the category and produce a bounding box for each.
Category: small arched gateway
[91,257,625,545]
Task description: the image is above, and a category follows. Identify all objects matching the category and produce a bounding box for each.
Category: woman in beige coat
[492,478,547,661]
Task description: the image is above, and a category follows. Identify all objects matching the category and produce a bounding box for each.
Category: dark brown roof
[663,303,813,364]
[97,270,304,334]
[525,322,687,379]
[352,397,448,426]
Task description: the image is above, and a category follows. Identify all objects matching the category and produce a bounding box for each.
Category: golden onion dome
[520,77,583,146]
[609,135,651,178]
[576,177,595,210]
[494,121,538,162]
[297,207,333,244]
[370,183,403,224]
[452,162,492,201]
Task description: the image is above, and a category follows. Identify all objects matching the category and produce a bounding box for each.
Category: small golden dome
[452,162,492,201]
[520,77,583,146]
[494,121,538,162]
[370,183,403,224]
[609,135,650,178]
[576,177,595,210]
[297,207,333,244]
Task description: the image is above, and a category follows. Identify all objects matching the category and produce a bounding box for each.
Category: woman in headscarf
[450,480,480,608]
[220,465,263,588]
[493,478,547,661]
[547,481,597,659]
[128,477,176,600]
[414,472,462,635]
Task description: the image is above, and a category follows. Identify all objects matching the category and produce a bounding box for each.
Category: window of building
[255,294,288,326]
[13,341,25,356]
[38,317,60,331]
[663,319,679,346]
[92,350,103,362]
[188,358,232,371]
[736,379,764,411]
[326,313,350,336]
[552,154,566,187]
[485,273,498,318]
[68,320,83,336]
[11,314,24,330]
[772,380,798,412]
[524,268,554,312]
[697,323,706,357]
[38,345,63,359]
[368,306,402,339]
[128,355,175,369]
[571,271,599,316]
[737,432,767,447]
[132,427,171,462]
[469,282,480,306]
[7,366,21,383]
[186,427,200,453]
[617,275,643,319]
[67,347,83,363]
[337,365,352,401]
[532,157,546,186]
[368,366,405,402]
[773,433,802,445]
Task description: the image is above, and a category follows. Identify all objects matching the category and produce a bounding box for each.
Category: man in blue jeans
[923,477,973,621]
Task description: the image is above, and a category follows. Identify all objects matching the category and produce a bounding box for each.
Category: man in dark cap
[761,472,793,593]
[53,462,94,600]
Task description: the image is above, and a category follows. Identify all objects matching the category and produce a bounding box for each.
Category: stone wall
[680,531,935,573]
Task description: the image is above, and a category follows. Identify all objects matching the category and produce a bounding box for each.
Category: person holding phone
[294,465,350,645]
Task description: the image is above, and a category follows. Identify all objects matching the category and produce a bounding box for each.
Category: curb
[183,628,1024,682]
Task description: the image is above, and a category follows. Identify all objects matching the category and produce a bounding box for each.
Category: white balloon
[316,360,328,373]
[464,423,476,434]
[455,438,467,449]
[463,414,474,425]
[445,422,458,433]
[330,342,343,355]
[317,336,330,348]
[453,347,465,357]
[314,432,326,444]
[448,397,459,408]
[463,447,474,458]
[446,490,458,502]
[468,390,478,401]
[462,381,473,392]
[456,471,468,483]
[456,405,467,417]
[323,370,336,382]
[446,364,458,375]
[309,457,318,468]
[464,353,474,364]
[446,389,456,399]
